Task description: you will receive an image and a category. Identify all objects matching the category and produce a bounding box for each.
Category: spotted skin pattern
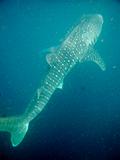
[0,14,105,147]
[24,14,104,122]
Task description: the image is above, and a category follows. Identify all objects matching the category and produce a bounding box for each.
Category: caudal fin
[0,116,29,147]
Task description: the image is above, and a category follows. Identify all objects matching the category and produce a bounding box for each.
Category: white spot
[101,39,104,43]
[65,67,67,70]
[112,65,117,69]
[46,81,48,85]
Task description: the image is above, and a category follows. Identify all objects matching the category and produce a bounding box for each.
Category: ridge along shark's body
[0,14,106,147]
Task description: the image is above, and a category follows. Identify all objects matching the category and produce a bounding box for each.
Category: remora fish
[0,14,106,147]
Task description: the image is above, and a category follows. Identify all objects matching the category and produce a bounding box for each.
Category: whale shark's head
[80,14,103,46]
[63,14,103,49]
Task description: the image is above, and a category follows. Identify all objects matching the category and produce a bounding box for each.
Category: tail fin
[0,116,29,147]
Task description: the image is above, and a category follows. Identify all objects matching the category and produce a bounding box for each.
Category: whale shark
[0,14,106,147]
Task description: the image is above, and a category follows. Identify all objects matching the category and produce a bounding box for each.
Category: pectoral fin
[44,46,59,66]
[46,53,57,66]
[81,47,106,71]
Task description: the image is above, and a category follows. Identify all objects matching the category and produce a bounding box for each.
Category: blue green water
[0,0,120,159]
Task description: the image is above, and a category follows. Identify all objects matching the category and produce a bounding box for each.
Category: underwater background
[0,0,120,159]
